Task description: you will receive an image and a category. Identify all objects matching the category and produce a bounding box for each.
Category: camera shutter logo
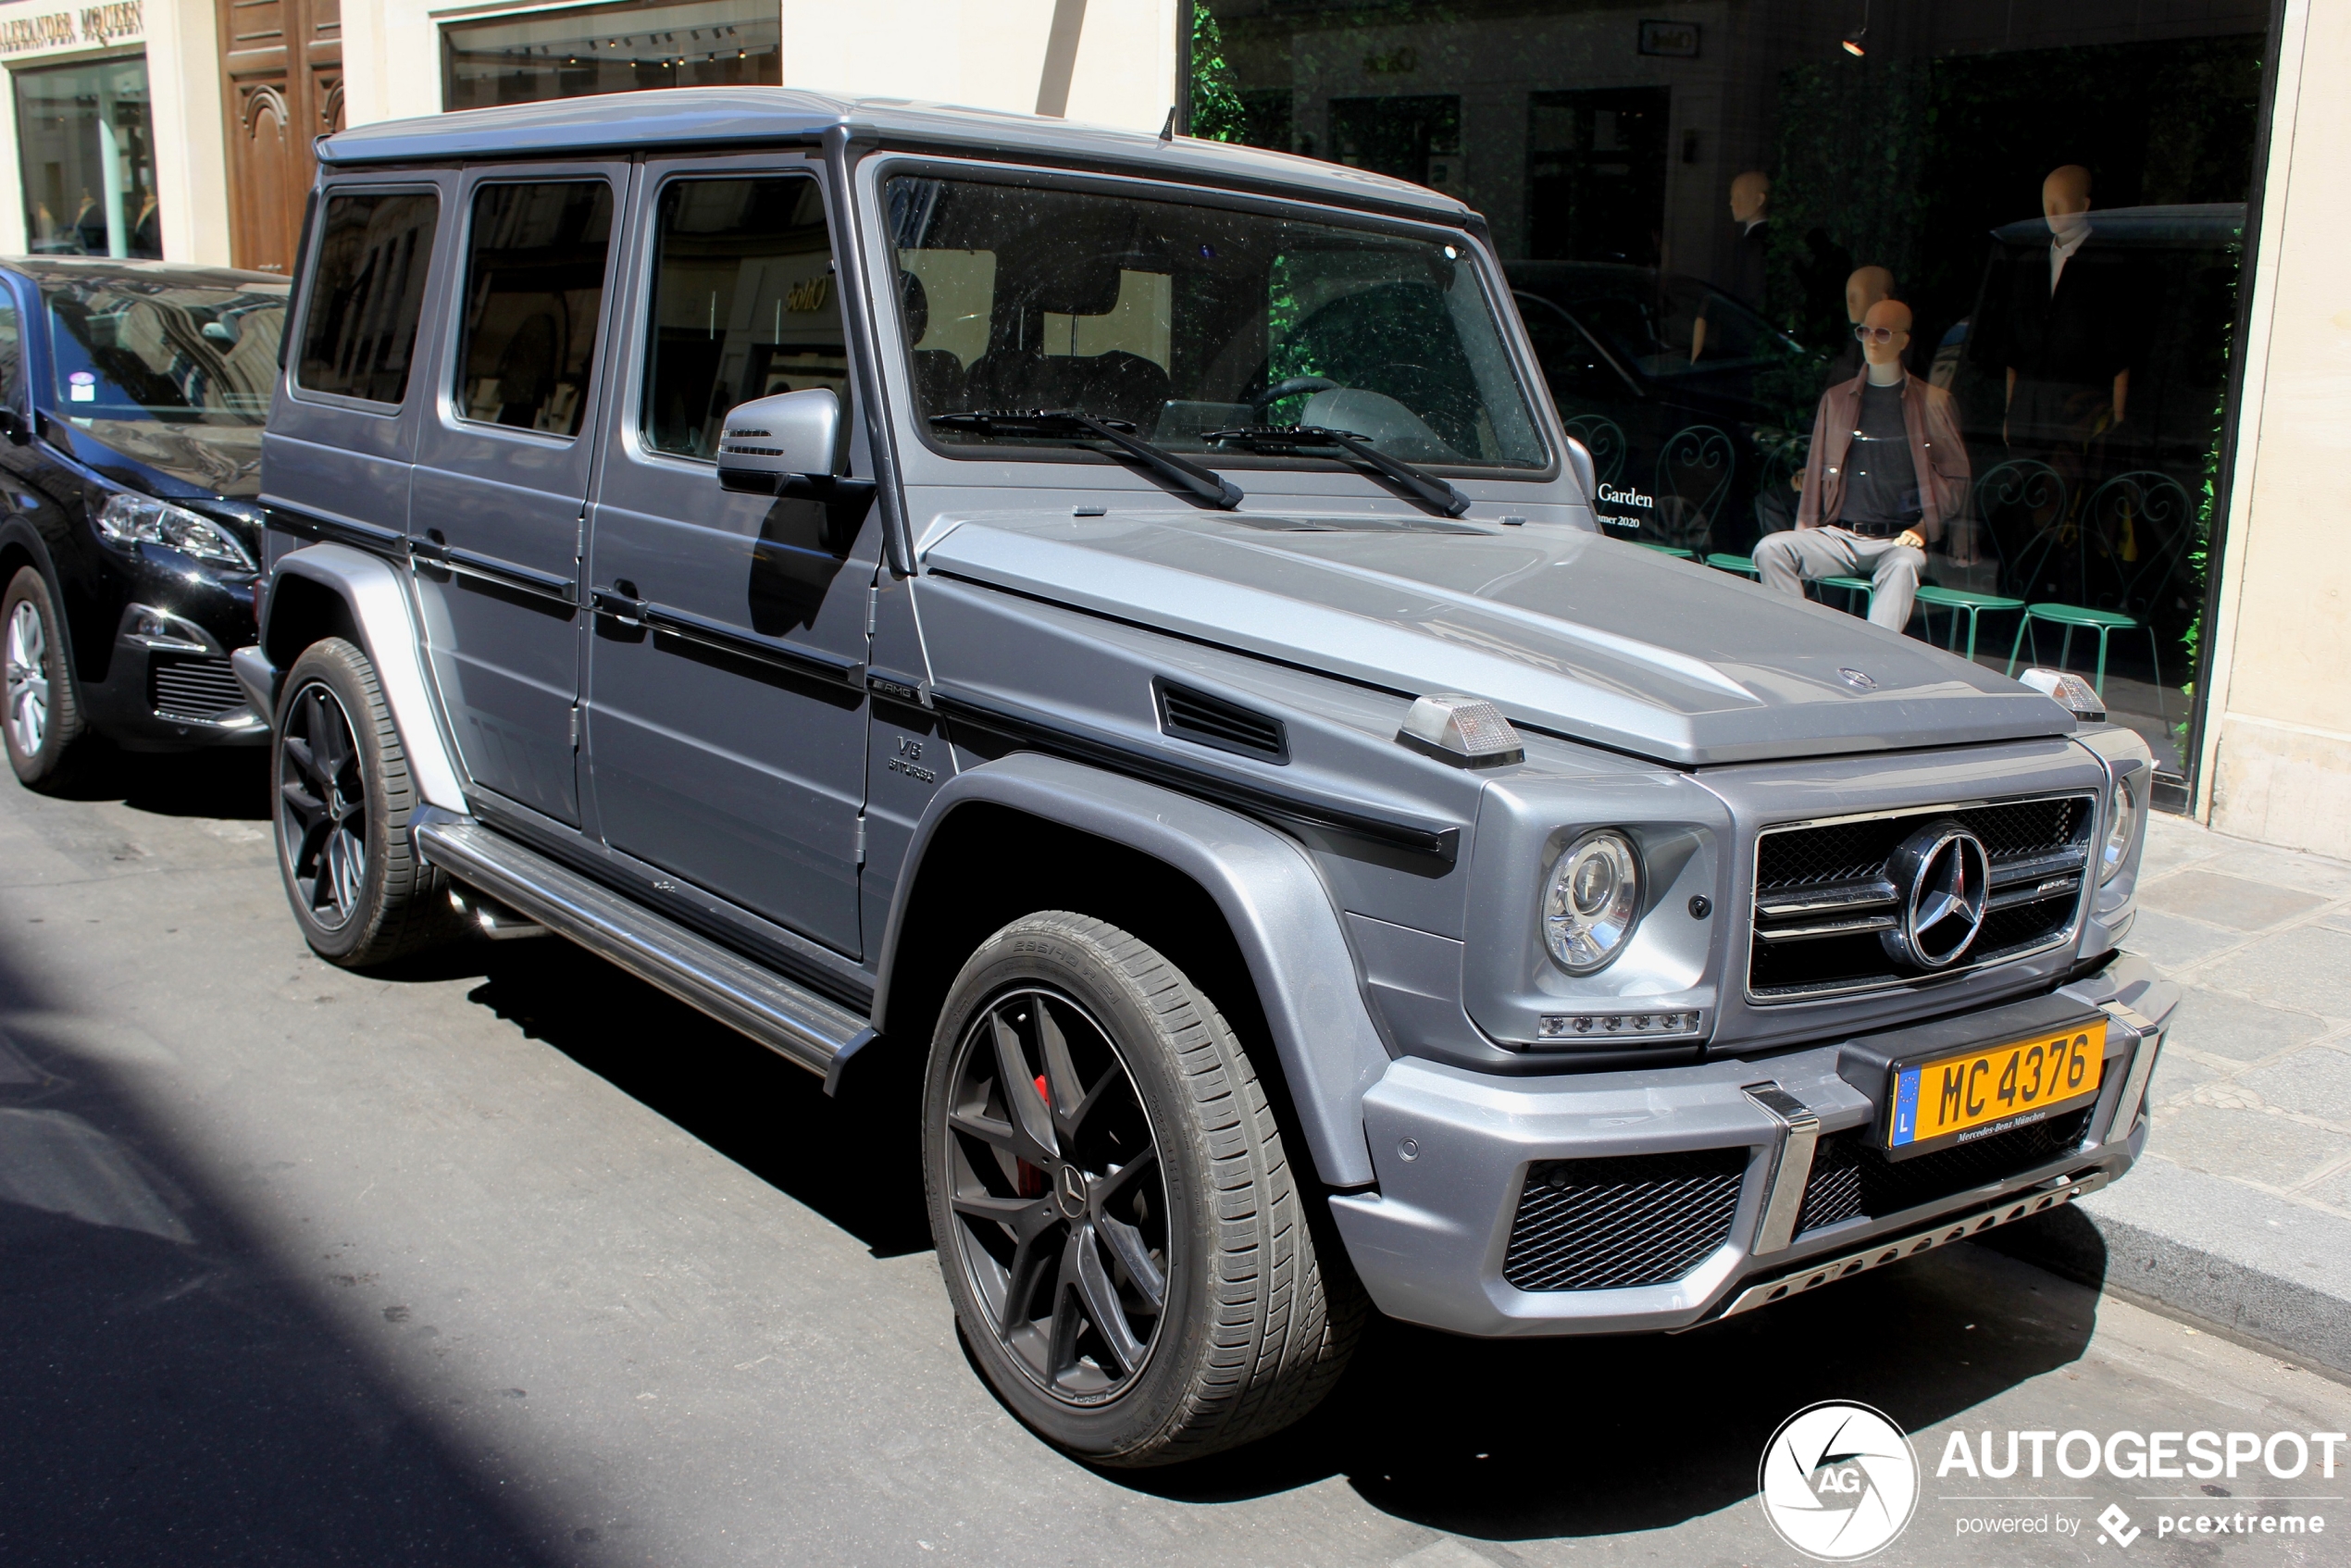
[1758,1400,1920,1561]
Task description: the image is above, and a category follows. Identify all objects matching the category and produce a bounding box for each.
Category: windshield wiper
[930,409,1244,510]
[1205,424,1470,517]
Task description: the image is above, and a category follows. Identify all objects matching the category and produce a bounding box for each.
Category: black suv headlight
[1542,828,1644,973]
[95,492,255,573]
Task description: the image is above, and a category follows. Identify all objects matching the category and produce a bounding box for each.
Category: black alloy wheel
[924,913,1363,1467]
[279,678,367,930]
[270,637,461,966]
[941,985,1170,1404]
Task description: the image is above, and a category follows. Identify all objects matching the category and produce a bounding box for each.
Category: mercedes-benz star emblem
[1878,821,1990,969]
[1056,1163,1088,1218]
[1838,667,1877,691]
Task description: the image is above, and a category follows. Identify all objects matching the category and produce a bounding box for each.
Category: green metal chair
[1819,574,1875,616]
[2004,471,2194,722]
[1916,455,2063,660]
[1636,541,1697,560]
[1706,552,1760,579]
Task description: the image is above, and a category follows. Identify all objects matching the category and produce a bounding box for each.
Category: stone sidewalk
[2000,807,2351,1376]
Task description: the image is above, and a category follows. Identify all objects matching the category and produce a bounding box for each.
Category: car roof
[317,86,1473,223]
[1988,202,2246,247]
[1,255,288,291]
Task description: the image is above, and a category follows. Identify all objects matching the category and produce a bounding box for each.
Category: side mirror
[717,387,852,496]
[1564,434,1596,500]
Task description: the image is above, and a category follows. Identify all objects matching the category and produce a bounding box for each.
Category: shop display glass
[1194,1,2271,782]
[13,55,161,260]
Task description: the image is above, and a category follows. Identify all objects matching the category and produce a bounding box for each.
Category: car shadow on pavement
[455,936,935,1259]
[1125,1224,2109,1539]
[37,740,271,821]
[0,945,563,1568]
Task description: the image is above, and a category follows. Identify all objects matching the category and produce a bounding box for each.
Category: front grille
[1792,1107,2095,1235]
[1504,1148,1748,1291]
[149,654,247,722]
[1748,795,2093,1001]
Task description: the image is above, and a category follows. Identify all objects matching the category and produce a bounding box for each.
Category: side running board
[415,819,872,1079]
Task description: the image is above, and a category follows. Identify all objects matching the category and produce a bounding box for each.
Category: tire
[3,566,89,789]
[273,637,463,965]
[924,912,1363,1467]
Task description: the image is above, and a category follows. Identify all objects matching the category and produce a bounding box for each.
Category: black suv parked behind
[0,259,286,786]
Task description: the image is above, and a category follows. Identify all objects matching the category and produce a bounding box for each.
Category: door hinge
[865,583,878,637]
[575,506,588,563]
[853,813,866,867]
[568,703,580,751]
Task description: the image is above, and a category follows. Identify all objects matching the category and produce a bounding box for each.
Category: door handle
[591,583,647,625]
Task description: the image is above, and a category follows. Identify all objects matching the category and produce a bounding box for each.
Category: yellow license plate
[1886,1019,2108,1158]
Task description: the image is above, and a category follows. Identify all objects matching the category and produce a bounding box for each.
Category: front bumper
[81,592,267,751]
[1328,952,2177,1338]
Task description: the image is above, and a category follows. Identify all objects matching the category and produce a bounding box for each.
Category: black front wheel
[273,638,461,965]
[925,913,1362,1466]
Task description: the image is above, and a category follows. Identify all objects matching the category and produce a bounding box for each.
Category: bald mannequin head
[2043,164,2094,240]
[1846,265,1896,325]
[1860,298,1912,376]
[1730,170,1771,224]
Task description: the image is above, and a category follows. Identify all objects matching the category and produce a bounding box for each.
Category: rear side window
[297,191,439,404]
[454,180,614,437]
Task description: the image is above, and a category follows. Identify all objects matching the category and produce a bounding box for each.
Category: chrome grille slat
[149,654,248,723]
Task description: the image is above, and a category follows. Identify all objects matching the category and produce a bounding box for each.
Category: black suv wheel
[3,566,88,788]
[273,637,461,965]
[924,912,1362,1466]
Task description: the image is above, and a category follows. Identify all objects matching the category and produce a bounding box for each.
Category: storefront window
[13,55,161,259]
[443,0,781,111]
[1194,2,2270,780]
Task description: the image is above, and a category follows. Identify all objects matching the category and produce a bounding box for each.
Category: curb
[1981,1157,2351,1381]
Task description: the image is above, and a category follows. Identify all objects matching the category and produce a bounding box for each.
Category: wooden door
[218,0,342,273]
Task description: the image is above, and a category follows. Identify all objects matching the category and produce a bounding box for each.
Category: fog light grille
[1503,1148,1748,1291]
[149,654,246,722]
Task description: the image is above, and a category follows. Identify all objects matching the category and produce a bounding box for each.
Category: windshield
[886,175,1548,470]
[40,273,286,427]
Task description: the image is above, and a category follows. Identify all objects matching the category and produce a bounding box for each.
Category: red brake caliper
[1015,1074,1051,1197]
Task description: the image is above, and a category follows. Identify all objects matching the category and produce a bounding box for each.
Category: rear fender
[257,542,468,814]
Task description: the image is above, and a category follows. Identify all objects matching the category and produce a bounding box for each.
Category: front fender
[259,542,469,815]
[877,752,1391,1188]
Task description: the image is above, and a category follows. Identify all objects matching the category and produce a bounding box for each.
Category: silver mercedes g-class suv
[236,88,2172,1467]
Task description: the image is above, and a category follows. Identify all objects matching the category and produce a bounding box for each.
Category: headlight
[2100,771,2139,885]
[95,492,255,572]
[1543,828,1643,973]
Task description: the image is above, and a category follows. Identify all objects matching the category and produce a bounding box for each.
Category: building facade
[0,0,2338,855]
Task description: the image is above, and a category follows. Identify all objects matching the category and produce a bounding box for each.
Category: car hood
[919,511,2075,766]
[66,417,263,499]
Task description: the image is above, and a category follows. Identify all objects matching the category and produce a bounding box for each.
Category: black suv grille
[1748,796,2093,1000]
[1792,1107,2095,1235]
[1504,1148,1748,1291]
[149,654,246,722]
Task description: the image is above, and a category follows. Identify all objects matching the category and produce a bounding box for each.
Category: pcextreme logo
[1758,1400,1922,1561]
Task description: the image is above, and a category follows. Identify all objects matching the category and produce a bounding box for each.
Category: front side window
[455,181,615,436]
[641,176,841,459]
[886,174,1547,469]
[297,191,440,405]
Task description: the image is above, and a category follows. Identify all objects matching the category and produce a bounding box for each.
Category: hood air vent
[1155,679,1288,763]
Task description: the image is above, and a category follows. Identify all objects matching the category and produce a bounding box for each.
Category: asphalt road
[4,751,2347,1568]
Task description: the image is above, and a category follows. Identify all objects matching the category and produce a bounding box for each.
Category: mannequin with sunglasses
[1755,299,1971,632]
[1818,265,1896,389]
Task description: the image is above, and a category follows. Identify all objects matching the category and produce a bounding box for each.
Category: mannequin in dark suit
[1691,170,1771,362]
[1987,165,2139,462]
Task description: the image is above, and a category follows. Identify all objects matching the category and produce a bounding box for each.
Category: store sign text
[0,0,143,54]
